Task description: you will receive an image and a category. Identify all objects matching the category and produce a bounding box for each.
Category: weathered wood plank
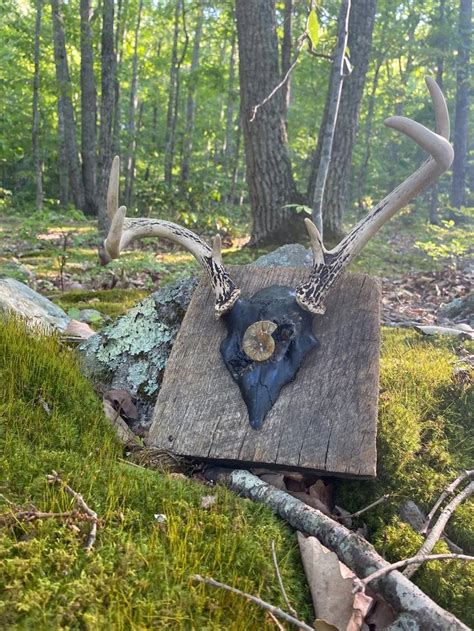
[148,267,381,478]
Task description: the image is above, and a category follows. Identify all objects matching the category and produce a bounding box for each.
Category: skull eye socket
[242,320,277,362]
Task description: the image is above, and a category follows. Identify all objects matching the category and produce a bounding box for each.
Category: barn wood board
[148,267,381,478]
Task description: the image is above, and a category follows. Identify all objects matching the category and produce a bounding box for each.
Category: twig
[336,493,391,520]
[268,611,286,631]
[46,470,98,551]
[421,470,473,535]
[404,481,474,578]
[354,553,474,591]
[250,31,307,122]
[0,509,92,527]
[192,574,313,631]
[271,540,298,617]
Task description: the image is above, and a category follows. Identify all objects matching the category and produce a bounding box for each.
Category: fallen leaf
[201,495,218,509]
[297,533,373,631]
[63,318,95,340]
[104,389,138,421]
[102,399,138,445]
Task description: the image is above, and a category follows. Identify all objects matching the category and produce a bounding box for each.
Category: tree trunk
[451,0,472,210]
[124,0,143,206]
[80,0,97,216]
[281,0,292,124]
[127,100,144,207]
[32,0,43,211]
[310,0,351,236]
[98,0,116,232]
[181,0,204,182]
[223,31,237,176]
[318,0,376,241]
[164,0,183,186]
[112,0,128,156]
[429,0,446,225]
[57,97,69,206]
[235,0,301,246]
[50,0,85,211]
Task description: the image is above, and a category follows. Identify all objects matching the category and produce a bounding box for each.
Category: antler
[296,77,454,314]
[99,156,241,317]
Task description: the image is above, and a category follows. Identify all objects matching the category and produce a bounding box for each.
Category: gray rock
[79,308,104,324]
[399,499,426,532]
[0,277,70,331]
[252,243,312,268]
[438,293,474,326]
[77,276,198,430]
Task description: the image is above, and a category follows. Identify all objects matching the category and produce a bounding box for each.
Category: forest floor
[0,207,473,628]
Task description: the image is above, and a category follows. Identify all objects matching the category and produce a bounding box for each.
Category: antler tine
[296,78,454,315]
[99,156,240,317]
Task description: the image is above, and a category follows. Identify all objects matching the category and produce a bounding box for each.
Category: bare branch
[404,481,474,578]
[46,470,98,551]
[271,540,298,617]
[336,493,392,520]
[355,553,474,591]
[421,470,473,535]
[192,574,314,631]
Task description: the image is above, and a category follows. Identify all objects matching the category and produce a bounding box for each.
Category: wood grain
[148,267,381,478]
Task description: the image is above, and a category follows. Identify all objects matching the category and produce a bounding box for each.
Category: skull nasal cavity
[242,320,277,362]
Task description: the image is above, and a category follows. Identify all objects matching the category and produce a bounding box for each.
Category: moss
[337,328,473,626]
[49,289,148,318]
[0,317,311,629]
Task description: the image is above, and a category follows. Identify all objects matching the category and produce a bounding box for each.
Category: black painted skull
[220,285,318,429]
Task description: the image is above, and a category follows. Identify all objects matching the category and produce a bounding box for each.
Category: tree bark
[451,0,472,210]
[310,0,351,236]
[181,0,204,183]
[223,31,238,177]
[316,0,376,241]
[235,0,301,246]
[98,0,116,232]
[127,100,144,207]
[32,0,43,211]
[124,0,143,206]
[112,0,128,156]
[50,0,85,211]
[57,92,69,206]
[281,0,292,124]
[80,0,98,216]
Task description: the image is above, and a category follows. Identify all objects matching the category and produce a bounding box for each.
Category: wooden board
[148,267,381,478]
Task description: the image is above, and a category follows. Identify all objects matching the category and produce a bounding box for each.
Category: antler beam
[296,77,454,314]
[99,156,240,317]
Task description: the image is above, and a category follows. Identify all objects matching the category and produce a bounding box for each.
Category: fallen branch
[46,470,98,551]
[336,493,391,520]
[355,553,474,591]
[0,509,93,527]
[404,481,474,578]
[421,470,473,535]
[271,539,298,617]
[191,574,313,631]
[227,470,469,631]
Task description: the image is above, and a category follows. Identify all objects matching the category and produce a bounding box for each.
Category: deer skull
[100,78,453,430]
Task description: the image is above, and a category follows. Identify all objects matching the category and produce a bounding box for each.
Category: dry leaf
[63,318,95,340]
[201,495,218,509]
[314,620,339,631]
[297,533,372,631]
[104,389,138,421]
[102,399,138,444]
[259,473,286,490]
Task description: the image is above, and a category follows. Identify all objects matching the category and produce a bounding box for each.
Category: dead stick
[192,574,313,631]
[404,481,474,578]
[271,540,298,617]
[46,470,98,551]
[336,493,392,520]
[228,469,469,631]
[0,510,92,526]
[356,553,474,590]
[421,470,473,535]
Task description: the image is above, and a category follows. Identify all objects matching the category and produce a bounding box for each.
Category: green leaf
[307,9,319,49]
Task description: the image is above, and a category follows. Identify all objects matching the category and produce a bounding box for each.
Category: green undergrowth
[338,328,473,625]
[48,288,148,319]
[0,317,311,630]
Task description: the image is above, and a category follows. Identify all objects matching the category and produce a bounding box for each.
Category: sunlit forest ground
[1,206,473,627]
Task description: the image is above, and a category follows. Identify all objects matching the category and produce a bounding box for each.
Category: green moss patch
[49,288,149,318]
[0,318,310,629]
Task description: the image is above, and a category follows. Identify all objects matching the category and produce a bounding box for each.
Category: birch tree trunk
[124,0,143,206]
[310,0,351,236]
[32,0,43,211]
[164,0,183,186]
[320,0,375,240]
[80,0,97,216]
[451,0,472,210]
[98,0,116,232]
[181,0,204,183]
[235,0,301,246]
[51,0,85,211]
